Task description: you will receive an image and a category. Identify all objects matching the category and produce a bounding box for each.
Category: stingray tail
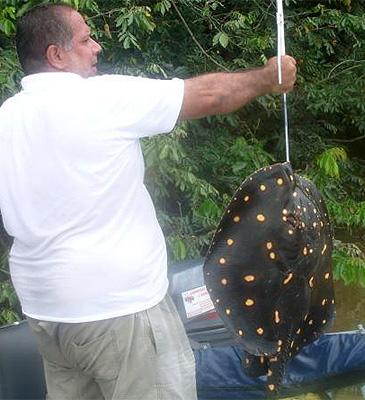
[265,332,292,399]
[242,352,269,377]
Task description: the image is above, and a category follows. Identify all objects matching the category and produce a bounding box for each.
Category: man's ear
[45,44,68,70]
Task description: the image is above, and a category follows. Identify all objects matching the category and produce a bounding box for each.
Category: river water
[288,280,365,400]
[326,281,365,400]
[330,280,365,332]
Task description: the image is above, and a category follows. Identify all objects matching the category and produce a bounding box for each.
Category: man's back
[0,72,184,322]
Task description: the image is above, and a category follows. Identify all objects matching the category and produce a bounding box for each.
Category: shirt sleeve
[87,75,185,138]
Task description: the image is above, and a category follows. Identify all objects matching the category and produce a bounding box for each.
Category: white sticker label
[182,285,215,319]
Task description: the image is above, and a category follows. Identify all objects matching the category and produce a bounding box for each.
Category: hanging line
[276,0,290,163]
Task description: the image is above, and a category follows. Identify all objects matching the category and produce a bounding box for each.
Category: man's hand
[179,56,297,121]
[263,55,297,94]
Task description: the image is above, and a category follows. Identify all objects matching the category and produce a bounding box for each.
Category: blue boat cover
[194,331,365,399]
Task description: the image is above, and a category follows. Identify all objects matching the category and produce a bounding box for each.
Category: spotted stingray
[203,161,336,398]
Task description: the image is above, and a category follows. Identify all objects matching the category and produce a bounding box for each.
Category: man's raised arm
[178,55,297,121]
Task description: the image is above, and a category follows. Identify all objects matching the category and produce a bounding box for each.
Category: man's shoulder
[0,91,22,113]
[86,73,143,85]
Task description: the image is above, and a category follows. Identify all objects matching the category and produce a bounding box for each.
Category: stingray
[203,161,336,398]
[204,2,336,397]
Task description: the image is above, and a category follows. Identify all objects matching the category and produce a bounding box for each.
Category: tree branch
[0,268,10,276]
[84,8,121,22]
[317,61,365,84]
[330,135,365,143]
[170,0,229,72]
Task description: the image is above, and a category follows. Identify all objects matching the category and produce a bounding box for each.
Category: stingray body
[203,162,336,398]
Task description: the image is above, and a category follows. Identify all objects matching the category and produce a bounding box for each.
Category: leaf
[0,309,19,325]
[213,32,229,48]
[316,147,347,178]
[219,32,229,48]
[154,2,166,16]
[160,143,169,159]
[104,23,112,39]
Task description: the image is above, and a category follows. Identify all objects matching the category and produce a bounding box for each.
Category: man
[0,3,296,400]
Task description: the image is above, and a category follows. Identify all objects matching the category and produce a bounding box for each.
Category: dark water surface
[330,280,365,332]
[317,280,365,400]
[285,280,365,399]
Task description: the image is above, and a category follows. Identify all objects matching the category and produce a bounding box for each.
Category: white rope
[276,0,290,163]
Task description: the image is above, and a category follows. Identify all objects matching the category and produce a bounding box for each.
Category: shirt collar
[21,72,84,92]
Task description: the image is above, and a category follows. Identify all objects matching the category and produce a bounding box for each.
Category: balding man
[0,3,296,399]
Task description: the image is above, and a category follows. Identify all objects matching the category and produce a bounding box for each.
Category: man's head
[16,3,102,78]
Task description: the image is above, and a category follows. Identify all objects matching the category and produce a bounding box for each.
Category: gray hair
[16,3,75,75]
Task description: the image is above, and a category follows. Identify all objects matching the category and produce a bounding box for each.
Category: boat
[0,259,364,400]
[168,259,365,399]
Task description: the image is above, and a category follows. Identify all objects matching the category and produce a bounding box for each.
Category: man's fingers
[266,55,297,93]
[283,55,297,65]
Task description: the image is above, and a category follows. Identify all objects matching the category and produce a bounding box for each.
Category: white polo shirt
[0,72,184,322]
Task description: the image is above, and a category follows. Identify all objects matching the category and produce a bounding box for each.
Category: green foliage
[0,248,20,324]
[304,146,365,290]
[0,282,20,324]
[143,125,222,261]
[316,147,347,178]
[0,0,365,324]
[333,240,365,288]
[0,46,22,100]
[328,199,365,229]
[0,5,16,35]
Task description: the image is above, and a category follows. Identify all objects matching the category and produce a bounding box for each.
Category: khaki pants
[27,294,197,400]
